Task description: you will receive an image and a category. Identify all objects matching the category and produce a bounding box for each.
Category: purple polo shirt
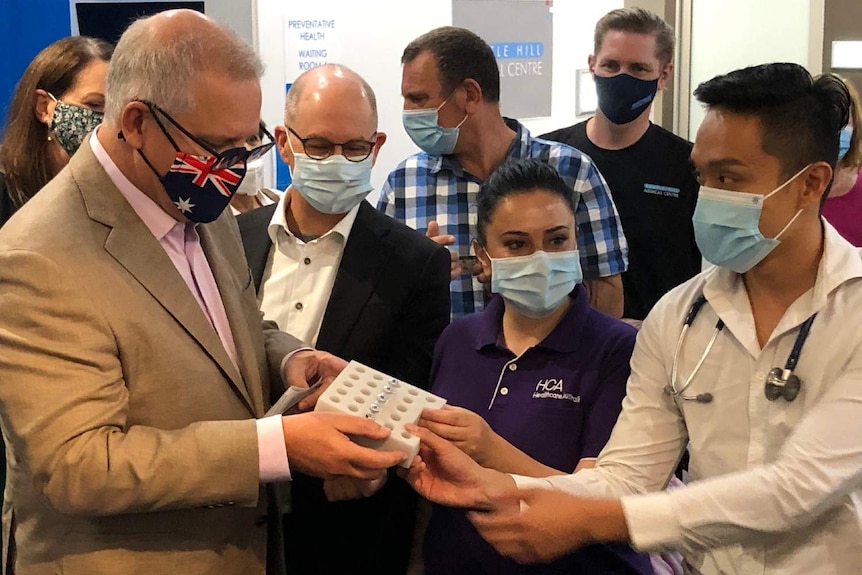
[424,285,652,575]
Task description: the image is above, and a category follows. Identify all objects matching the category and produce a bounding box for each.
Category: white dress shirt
[258,192,359,346]
[514,222,862,574]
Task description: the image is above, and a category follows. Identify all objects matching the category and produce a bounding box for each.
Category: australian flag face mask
[152,152,247,223]
[133,101,274,223]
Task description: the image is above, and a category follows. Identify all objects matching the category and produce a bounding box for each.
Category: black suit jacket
[238,199,450,575]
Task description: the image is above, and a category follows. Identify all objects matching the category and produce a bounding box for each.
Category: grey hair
[284,63,378,126]
[105,15,264,123]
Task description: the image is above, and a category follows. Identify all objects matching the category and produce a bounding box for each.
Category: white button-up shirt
[258,192,359,346]
[514,221,862,574]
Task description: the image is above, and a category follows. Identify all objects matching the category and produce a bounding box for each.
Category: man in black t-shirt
[542,8,700,320]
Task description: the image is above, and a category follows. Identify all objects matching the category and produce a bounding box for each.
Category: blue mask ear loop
[761,164,812,241]
[436,92,469,129]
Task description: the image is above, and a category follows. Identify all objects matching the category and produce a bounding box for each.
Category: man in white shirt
[237,63,450,575]
[404,63,862,574]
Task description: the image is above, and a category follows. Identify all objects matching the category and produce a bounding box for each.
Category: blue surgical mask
[402,96,468,156]
[692,165,808,273]
[839,124,853,161]
[288,137,373,214]
[490,250,581,318]
[594,73,658,125]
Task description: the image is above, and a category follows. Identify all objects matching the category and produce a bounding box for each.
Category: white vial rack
[315,361,446,468]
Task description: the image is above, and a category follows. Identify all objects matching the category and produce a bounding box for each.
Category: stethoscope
[665,295,816,404]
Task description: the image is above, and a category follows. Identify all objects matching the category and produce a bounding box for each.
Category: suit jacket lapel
[73,144,255,414]
[199,223,264,416]
[238,203,277,292]
[316,203,388,354]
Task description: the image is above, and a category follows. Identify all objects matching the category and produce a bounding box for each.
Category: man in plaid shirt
[378,26,628,318]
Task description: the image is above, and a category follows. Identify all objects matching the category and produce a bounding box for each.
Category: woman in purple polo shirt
[415,159,653,575]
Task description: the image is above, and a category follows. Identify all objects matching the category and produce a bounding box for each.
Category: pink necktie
[182,224,239,370]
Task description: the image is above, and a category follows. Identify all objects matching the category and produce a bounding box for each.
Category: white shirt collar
[702,219,862,351]
[266,187,360,246]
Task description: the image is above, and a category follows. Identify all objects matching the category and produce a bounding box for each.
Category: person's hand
[323,474,388,502]
[426,221,460,280]
[283,350,348,410]
[404,424,513,510]
[468,489,591,564]
[419,406,497,465]
[468,489,627,564]
[282,412,406,479]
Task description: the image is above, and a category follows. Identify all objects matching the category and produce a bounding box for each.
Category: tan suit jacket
[0,143,302,574]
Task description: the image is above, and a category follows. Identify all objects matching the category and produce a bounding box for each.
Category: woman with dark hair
[0,35,113,226]
[414,158,653,574]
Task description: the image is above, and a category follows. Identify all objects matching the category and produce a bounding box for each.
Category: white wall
[521,0,623,136]
[687,0,823,139]
[255,0,621,191]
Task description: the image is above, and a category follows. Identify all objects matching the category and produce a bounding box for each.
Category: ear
[474,240,492,278]
[371,131,387,166]
[658,62,674,91]
[118,101,150,150]
[275,125,294,168]
[799,161,833,209]
[587,54,597,75]
[460,79,483,114]
[33,89,55,125]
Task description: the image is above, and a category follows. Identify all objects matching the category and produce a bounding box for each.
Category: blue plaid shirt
[378,118,628,317]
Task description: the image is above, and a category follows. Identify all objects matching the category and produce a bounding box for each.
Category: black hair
[476,159,576,245]
[694,63,850,183]
[402,26,500,103]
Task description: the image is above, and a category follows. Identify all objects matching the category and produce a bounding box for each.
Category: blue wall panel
[1,0,71,132]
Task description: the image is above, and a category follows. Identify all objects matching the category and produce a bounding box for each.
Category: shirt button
[295,302,303,310]
[500,387,509,396]
[508,363,517,371]
[303,257,311,265]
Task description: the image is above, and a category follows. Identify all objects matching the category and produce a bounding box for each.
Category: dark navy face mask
[594,73,659,125]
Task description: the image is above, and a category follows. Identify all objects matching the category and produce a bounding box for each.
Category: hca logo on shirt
[532,379,580,403]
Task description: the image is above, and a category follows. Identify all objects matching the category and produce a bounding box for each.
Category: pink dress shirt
[90,129,290,482]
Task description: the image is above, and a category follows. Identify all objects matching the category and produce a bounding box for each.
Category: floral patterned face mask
[48,93,104,156]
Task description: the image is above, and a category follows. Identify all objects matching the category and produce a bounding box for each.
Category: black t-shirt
[542,120,701,320]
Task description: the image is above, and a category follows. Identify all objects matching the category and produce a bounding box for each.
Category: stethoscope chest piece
[764,367,802,402]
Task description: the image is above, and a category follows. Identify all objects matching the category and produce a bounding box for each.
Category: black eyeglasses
[143,101,275,171]
[287,126,377,162]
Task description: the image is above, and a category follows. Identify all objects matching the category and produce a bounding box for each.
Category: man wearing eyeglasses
[237,63,451,575]
[0,11,406,575]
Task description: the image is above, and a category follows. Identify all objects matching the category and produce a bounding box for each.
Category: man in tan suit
[0,10,403,575]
